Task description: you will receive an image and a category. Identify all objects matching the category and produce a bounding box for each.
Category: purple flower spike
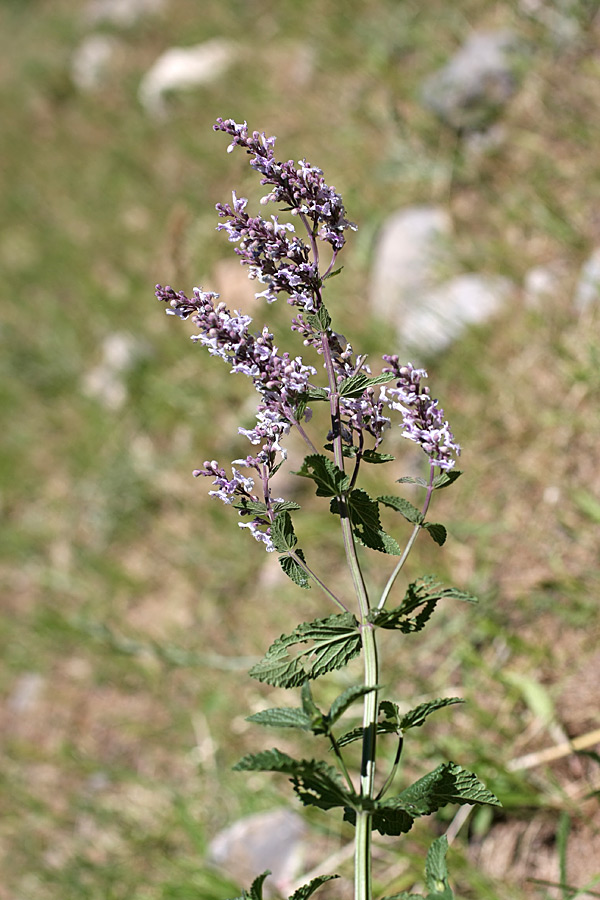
[380,358,461,470]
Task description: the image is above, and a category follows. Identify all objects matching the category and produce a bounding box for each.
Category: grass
[1,0,600,897]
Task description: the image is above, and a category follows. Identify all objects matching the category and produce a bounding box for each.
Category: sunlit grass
[1,0,599,897]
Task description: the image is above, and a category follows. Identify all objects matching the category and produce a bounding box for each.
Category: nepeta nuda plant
[156,119,500,900]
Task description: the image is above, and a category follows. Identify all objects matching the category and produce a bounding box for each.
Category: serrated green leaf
[396,762,501,816]
[294,454,351,497]
[328,685,379,726]
[338,371,395,399]
[232,498,268,514]
[248,613,361,688]
[369,577,476,633]
[306,307,331,332]
[399,698,464,731]
[331,489,402,555]
[362,449,395,464]
[378,495,424,525]
[423,522,447,546]
[234,749,356,811]
[279,550,311,590]
[432,470,462,490]
[228,870,271,900]
[288,874,339,900]
[246,708,312,730]
[271,512,297,552]
[272,500,302,513]
[425,836,452,895]
[379,837,454,899]
[304,386,330,401]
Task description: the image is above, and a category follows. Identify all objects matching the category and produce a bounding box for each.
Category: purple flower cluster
[213,118,356,309]
[157,118,461,553]
[155,284,315,450]
[380,357,461,470]
[193,460,277,551]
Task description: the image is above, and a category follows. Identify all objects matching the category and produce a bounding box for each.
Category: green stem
[329,731,356,794]
[355,620,379,900]
[288,549,349,613]
[355,804,372,900]
[377,461,436,611]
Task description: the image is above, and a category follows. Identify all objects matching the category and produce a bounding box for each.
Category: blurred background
[2,1,600,897]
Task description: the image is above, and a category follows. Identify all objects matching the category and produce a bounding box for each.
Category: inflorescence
[156,118,460,551]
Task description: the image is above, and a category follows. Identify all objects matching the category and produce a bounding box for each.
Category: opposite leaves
[249,613,361,688]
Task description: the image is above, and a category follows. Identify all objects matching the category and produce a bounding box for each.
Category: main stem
[303,218,379,900]
[319,319,378,900]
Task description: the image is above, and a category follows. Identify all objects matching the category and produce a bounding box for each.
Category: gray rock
[574,248,600,313]
[399,273,513,354]
[139,40,235,118]
[519,0,581,47]
[421,30,522,131]
[209,808,307,897]
[369,206,452,323]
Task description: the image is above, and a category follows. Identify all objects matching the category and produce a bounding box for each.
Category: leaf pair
[230,870,338,900]
[248,682,378,738]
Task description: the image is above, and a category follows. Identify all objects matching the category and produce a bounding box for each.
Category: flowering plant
[156,119,500,900]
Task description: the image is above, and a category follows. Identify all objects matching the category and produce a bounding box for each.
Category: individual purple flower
[380,358,461,470]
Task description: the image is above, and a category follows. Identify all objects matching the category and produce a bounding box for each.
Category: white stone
[82,332,146,410]
[399,273,513,355]
[8,672,45,713]
[84,0,166,27]
[574,247,600,313]
[523,263,562,309]
[71,34,119,92]
[369,206,452,323]
[139,40,235,118]
[209,808,307,897]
